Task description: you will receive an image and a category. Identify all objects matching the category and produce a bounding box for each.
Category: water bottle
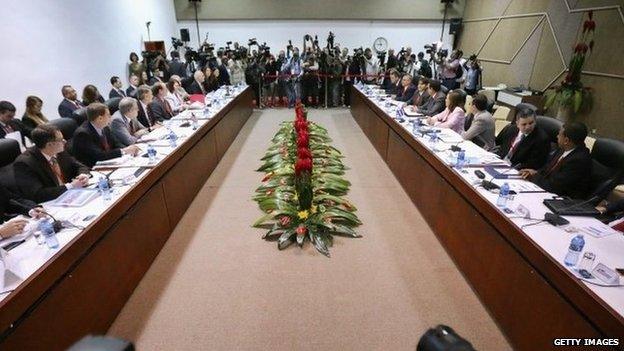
[496,182,510,207]
[147,144,157,163]
[98,176,112,201]
[168,129,178,148]
[191,114,199,130]
[564,235,585,266]
[455,150,466,170]
[39,218,59,249]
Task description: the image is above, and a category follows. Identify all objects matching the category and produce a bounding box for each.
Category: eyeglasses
[53,138,66,143]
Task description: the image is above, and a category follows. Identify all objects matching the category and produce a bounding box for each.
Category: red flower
[297,147,312,159]
[297,131,309,148]
[296,225,307,235]
[280,216,292,227]
[295,157,313,175]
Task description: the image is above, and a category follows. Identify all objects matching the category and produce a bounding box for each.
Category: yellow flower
[311,205,318,214]
[297,210,309,220]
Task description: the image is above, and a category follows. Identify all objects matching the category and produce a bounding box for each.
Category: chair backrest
[536,115,562,145]
[492,106,511,121]
[105,97,122,115]
[48,117,78,141]
[589,138,624,200]
[0,138,21,168]
[72,107,88,126]
[477,89,495,103]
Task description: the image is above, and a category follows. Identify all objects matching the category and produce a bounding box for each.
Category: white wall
[177,20,454,57]
[2,0,178,120]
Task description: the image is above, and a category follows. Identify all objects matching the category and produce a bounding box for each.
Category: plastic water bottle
[496,182,510,207]
[147,144,157,163]
[191,114,199,130]
[168,129,178,147]
[564,235,585,266]
[456,150,466,170]
[40,218,59,249]
[98,176,112,201]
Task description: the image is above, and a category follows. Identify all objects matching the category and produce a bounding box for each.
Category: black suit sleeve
[0,185,37,222]
[58,102,72,119]
[149,102,166,122]
[14,160,67,203]
[519,136,550,170]
[606,199,624,214]
[72,129,122,166]
[533,151,591,198]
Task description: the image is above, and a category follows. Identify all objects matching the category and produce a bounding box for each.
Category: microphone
[9,200,63,233]
[481,167,517,194]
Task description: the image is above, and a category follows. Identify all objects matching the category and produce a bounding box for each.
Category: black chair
[0,139,21,193]
[0,139,20,168]
[48,117,78,141]
[105,97,122,115]
[72,107,88,126]
[589,138,624,201]
[536,115,563,145]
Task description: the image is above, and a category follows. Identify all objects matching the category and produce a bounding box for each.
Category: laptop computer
[543,198,600,216]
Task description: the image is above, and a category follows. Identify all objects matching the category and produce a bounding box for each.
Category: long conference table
[350,85,624,350]
[0,86,253,350]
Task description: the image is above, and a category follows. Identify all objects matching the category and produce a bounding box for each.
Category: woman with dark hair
[203,66,219,93]
[165,78,188,113]
[128,52,146,84]
[427,89,466,134]
[82,85,105,106]
[22,96,49,136]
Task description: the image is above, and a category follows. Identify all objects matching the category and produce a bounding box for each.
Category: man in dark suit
[409,77,430,108]
[520,122,592,199]
[495,107,550,170]
[58,85,84,119]
[71,103,140,167]
[0,101,28,145]
[135,85,161,130]
[126,75,140,98]
[417,80,446,116]
[149,83,174,121]
[216,57,231,86]
[187,70,206,95]
[0,184,45,239]
[167,51,188,79]
[14,124,91,203]
[395,74,416,102]
[381,69,401,95]
[108,76,127,99]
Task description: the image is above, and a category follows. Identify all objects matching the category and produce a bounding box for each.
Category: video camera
[171,37,184,50]
[248,38,258,47]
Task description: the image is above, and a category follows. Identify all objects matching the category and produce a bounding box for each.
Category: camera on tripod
[248,38,258,47]
[171,37,184,50]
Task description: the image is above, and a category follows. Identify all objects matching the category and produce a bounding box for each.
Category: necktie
[612,220,624,232]
[507,133,526,159]
[49,157,65,185]
[146,104,155,126]
[100,134,110,151]
[120,89,126,97]
[544,150,564,177]
[162,98,173,117]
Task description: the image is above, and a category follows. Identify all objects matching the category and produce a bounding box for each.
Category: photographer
[276,50,288,107]
[327,55,343,107]
[362,48,379,84]
[168,51,187,79]
[342,49,363,106]
[463,54,482,95]
[128,52,147,84]
[228,52,246,85]
[440,49,462,90]
[245,55,265,107]
[301,53,320,107]
[416,52,432,78]
[262,54,280,107]
[386,49,398,70]
[281,47,303,108]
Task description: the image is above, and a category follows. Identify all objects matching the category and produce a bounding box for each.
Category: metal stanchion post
[259,73,263,109]
[324,75,328,109]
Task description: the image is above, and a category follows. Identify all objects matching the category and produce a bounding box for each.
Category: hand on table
[28,207,46,219]
[71,174,90,188]
[123,145,141,157]
[518,169,538,179]
[0,218,29,239]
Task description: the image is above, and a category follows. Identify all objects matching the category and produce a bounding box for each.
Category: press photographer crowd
[127,32,482,110]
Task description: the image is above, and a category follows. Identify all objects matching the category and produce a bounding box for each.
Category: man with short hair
[410,77,430,108]
[168,51,187,78]
[417,80,446,116]
[382,69,401,95]
[187,70,206,95]
[14,125,91,202]
[71,103,140,167]
[362,48,379,84]
[108,76,126,99]
[58,85,84,118]
[520,122,592,199]
[110,97,149,146]
[461,94,495,150]
[126,74,140,98]
[495,107,550,169]
[149,83,174,121]
[0,101,27,142]
[136,85,159,130]
[395,74,416,102]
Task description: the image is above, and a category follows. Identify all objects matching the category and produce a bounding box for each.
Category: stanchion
[258,72,263,109]
[324,75,328,109]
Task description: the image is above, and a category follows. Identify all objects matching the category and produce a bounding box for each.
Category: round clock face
[373,37,388,52]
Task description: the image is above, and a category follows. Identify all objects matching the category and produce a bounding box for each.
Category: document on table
[51,188,100,207]
[568,217,621,238]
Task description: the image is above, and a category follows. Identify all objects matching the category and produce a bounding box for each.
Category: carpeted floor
[108,108,512,350]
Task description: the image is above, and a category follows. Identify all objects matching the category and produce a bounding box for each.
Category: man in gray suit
[462,94,495,150]
[110,97,149,146]
[417,80,446,116]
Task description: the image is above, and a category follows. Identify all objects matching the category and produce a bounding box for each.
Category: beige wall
[174,0,465,20]
[459,0,624,140]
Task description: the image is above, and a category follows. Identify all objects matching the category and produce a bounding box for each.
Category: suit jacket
[126,85,138,98]
[137,101,156,129]
[0,184,36,224]
[606,199,624,215]
[410,90,430,107]
[168,59,187,78]
[418,92,446,116]
[395,84,416,102]
[495,124,550,170]
[58,99,83,119]
[149,98,173,122]
[14,148,90,203]
[71,122,123,167]
[532,146,592,199]
[217,64,231,86]
[109,88,126,99]
[461,111,495,150]
[0,119,28,144]
[187,80,205,95]
[110,111,147,146]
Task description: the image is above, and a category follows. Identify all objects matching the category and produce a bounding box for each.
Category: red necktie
[507,133,526,159]
[2,123,14,134]
[544,150,564,177]
[100,134,110,151]
[162,98,173,117]
[612,220,624,232]
[49,157,65,185]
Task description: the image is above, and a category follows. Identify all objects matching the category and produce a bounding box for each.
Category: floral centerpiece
[252,103,361,257]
